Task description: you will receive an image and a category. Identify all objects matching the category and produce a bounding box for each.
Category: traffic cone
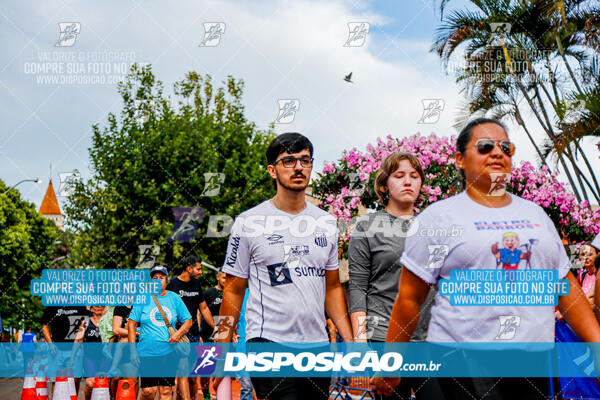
[67,376,78,400]
[91,375,110,400]
[53,377,71,400]
[116,378,136,400]
[35,376,49,400]
[20,375,36,400]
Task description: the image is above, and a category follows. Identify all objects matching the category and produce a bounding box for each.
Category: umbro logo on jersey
[314,232,327,247]
[266,234,284,245]
[266,262,293,286]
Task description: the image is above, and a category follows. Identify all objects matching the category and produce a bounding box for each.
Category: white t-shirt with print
[221,200,339,342]
[400,192,570,343]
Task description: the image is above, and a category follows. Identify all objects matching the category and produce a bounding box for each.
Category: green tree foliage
[65,65,275,278]
[0,182,58,331]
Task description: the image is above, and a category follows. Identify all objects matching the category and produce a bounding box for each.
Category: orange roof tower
[39,180,64,229]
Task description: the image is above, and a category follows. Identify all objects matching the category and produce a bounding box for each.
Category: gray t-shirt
[401,192,571,343]
[222,200,339,342]
[348,210,434,342]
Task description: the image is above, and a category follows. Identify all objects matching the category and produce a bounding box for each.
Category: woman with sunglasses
[371,118,600,399]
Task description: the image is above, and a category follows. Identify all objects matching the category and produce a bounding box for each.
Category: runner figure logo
[56,22,81,47]
[274,99,300,124]
[425,245,449,269]
[266,244,306,286]
[133,99,154,124]
[65,315,89,340]
[58,172,81,197]
[562,100,587,124]
[495,315,520,340]
[487,172,510,197]
[192,345,222,374]
[347,173,365,196]
[418,99,445,124]
[211,315,234,341]
[199,23,225,47]
[169,207,204,242]
[489,22,511,46]
[356,315,380,340]
[201,173,225,197]
[491,233,536,269]
[343,22,370,47]
[137,245,160,268]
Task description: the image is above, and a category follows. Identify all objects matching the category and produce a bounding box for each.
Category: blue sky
[1,0,595,210]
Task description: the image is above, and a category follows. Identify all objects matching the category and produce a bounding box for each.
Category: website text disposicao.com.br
[220,351,442,373]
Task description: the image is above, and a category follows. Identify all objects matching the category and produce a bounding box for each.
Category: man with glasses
[214,132,353,399]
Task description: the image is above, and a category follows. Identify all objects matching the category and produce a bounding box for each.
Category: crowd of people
[22,123,600,399]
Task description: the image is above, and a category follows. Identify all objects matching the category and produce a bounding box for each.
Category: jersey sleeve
[400,209,447,284]
[128,304,142,323]
[175,293,193,323]
[221,216,251,278]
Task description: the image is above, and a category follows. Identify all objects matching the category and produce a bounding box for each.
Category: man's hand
[370,376,400,397]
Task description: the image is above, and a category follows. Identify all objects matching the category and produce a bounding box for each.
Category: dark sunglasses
[273,156,314,168]
[476,139,515,157]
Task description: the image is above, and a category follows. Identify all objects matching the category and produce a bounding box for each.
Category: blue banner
[4,342,600,378]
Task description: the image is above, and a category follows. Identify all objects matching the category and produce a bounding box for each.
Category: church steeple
[39,179,64,229]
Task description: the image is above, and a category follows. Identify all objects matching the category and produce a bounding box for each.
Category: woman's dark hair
[266,132,314,189]
[456,118,508,187]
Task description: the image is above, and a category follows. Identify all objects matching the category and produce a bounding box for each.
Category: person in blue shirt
[19,327,36,375]
[128,265,192,400]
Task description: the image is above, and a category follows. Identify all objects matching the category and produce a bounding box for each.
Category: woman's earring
[383,191,389,203]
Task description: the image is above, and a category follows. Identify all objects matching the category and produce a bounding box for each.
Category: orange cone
[20,375,36,400]
[35,377,49,400]
[116,378,136,400]
[53,377,71,400]
[91,376,110,400]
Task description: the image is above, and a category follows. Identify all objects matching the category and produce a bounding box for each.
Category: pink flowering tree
[312,133,600,257]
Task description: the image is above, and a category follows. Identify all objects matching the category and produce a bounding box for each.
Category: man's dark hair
[266,132,313,165]
[266,132,313,190]
[179,255,198,274]
[456,118,508,188]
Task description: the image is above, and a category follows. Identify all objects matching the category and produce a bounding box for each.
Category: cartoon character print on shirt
[491,232,537,269]
[149,306,173,327]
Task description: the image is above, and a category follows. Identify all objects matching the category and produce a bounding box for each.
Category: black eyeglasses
[475,139,515,157]
[273,156,314,168]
